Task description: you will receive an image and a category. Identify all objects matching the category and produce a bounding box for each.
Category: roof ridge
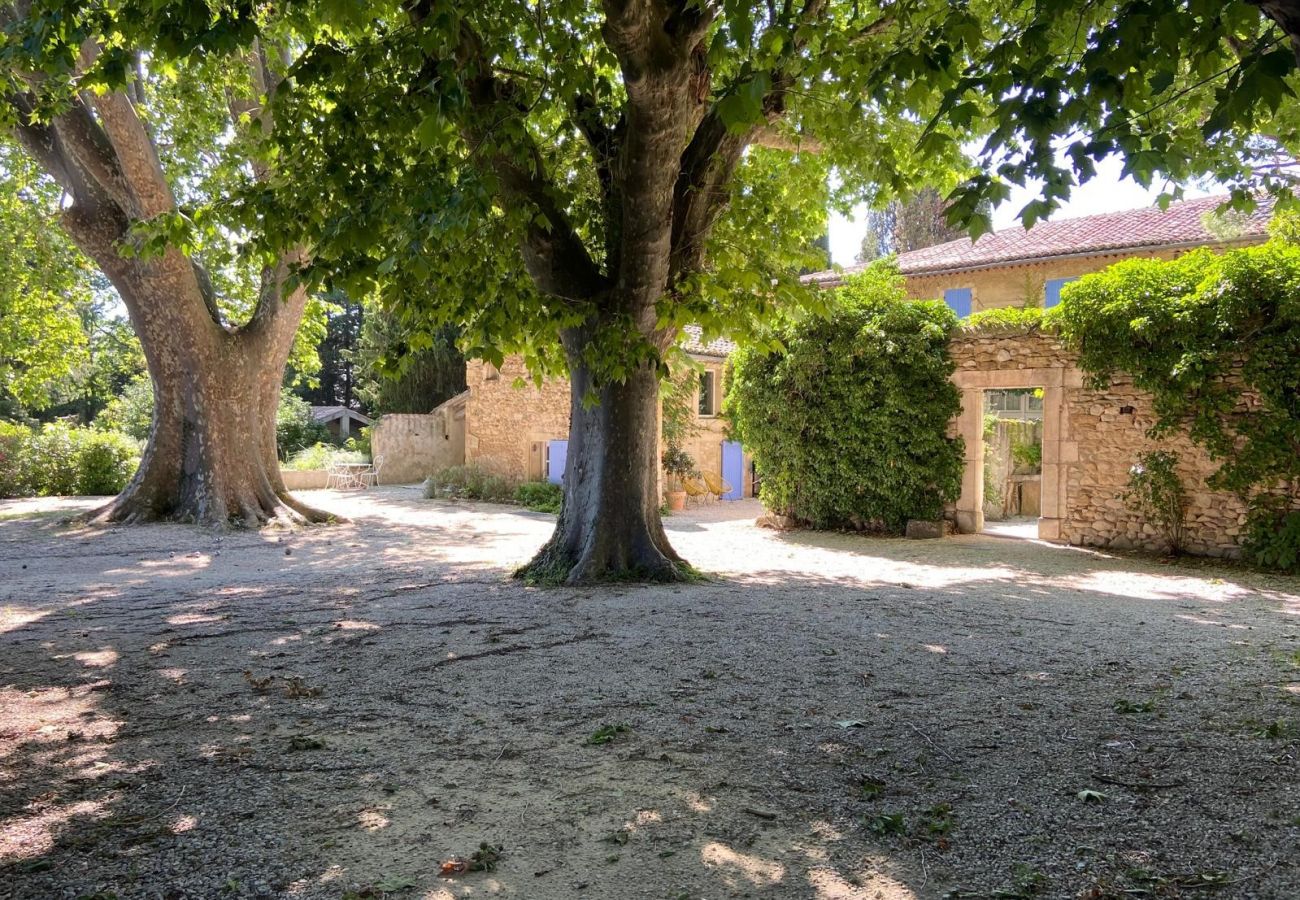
[805,193,1273,284]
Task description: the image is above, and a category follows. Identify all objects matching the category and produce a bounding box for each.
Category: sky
[826,156,1219,266]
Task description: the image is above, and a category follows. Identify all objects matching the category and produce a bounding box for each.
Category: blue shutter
[943,287,972,318]
[1044,276,1078,308]
[546,440,568,485]
[721,442,744,500]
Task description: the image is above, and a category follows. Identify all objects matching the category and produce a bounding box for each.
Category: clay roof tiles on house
[804,194,1274,286]
[681,324,737,358]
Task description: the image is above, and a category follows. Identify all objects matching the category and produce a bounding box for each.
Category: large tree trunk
[75,221,327,526]
[518,328,688,584]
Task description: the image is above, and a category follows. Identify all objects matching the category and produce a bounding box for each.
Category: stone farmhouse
[372,194,1274,557]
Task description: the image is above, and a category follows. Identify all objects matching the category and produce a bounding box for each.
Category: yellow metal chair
[701,471,733,499]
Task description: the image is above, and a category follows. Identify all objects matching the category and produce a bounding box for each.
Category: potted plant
[661,445,697,512]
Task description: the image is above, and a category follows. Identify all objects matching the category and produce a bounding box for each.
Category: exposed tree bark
[1249,0,1300,65]
[4,36,327,526]
[521,324,686,583]
[409,0,828,581]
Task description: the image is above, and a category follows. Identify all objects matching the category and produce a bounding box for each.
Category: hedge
[727,263,964,532]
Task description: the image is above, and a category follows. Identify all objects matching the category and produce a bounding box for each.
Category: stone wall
[464,358,570,480]
[948,327,1248,557]
[463,355,753,497]
[370,396,466,484]
[906,248,1185,311]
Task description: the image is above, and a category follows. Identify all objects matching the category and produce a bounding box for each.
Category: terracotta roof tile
[805,194,1273,285]
[681,325,737,358]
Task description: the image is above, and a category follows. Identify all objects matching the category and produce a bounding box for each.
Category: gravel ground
[1,488,1297,900]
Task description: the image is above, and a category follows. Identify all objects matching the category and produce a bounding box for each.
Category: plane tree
[263,0,981,583]
[0,2,330,524]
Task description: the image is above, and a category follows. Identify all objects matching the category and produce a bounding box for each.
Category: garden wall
[370,395,466,484]
[948,327,1248,556]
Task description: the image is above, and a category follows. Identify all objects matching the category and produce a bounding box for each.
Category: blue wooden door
[721,441,744,500]
[546,440,568,485]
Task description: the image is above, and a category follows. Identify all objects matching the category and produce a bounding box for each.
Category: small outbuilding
[310,405,373,440]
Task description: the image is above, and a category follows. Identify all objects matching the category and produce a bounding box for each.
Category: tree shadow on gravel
[2,493,1297,898]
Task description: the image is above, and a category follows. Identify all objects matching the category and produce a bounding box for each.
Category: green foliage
[354,310,466,415]
[344,426,372,459]
[1122,451,1188,554]
[254,0,978,387]
[424,465,517,504]
[1057,237,1300,558]
[660,445,699,489]
[727,264,964,532]
[1243,501,1300,573]
[960,306,1047,334]
[74,431,140,496]
[276,391,331,460]
[935,1,1300,232]
[282,443,366,472]
[0,148,93,410]
[94,375,153,441]
[0,422,139,497]
[514,481,563,515]
[660,366,701,453]
[1011,438,1043,471]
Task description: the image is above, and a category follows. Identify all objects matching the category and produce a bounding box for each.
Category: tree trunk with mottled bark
[518,326,685,583]
[5,39,326,526]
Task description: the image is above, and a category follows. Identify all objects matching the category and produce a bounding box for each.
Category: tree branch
[407,3,607,302]
[79,42,177,220]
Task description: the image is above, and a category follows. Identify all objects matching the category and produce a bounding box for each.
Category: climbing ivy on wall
[1054,219,1300,569]
[726,264,964,533]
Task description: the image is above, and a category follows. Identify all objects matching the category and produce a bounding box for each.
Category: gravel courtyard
[1,488,1298,900]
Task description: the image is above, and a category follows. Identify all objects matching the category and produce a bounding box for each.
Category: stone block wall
[463,355,753,496]
[464,358,570,480]
[948,326,1249,557]
[371,398,465,484]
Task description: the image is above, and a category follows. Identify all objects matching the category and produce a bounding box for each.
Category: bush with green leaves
[0,422,139,497]
[514,481,563,514]
[276,391,332,459]
[93,373,153,441]
[727,264,964,532]
[424,464,517,503]
[1056,222,1300,569]
[1122,450,1188,554]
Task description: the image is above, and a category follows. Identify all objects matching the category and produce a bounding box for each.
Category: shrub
[661,444,698,489]
[94,374,154,441]
[1122,450,1187,554]
[514,480,563,514]
[75,430,139,495]
[424,464,517,503]
[277,390,331,459]
[0,422,139,497]
[1243,501,1300,573]
[727,264,964,532]
[283,442,366,471]
[960,305,1047,334]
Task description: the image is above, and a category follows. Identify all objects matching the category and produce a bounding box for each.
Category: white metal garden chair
[360,456,384,489]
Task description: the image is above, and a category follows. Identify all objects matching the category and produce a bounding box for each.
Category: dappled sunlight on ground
[1,488,1297,897]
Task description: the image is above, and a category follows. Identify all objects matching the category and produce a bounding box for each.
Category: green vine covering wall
[1054,217,1300,570]
[726,263,963,533]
